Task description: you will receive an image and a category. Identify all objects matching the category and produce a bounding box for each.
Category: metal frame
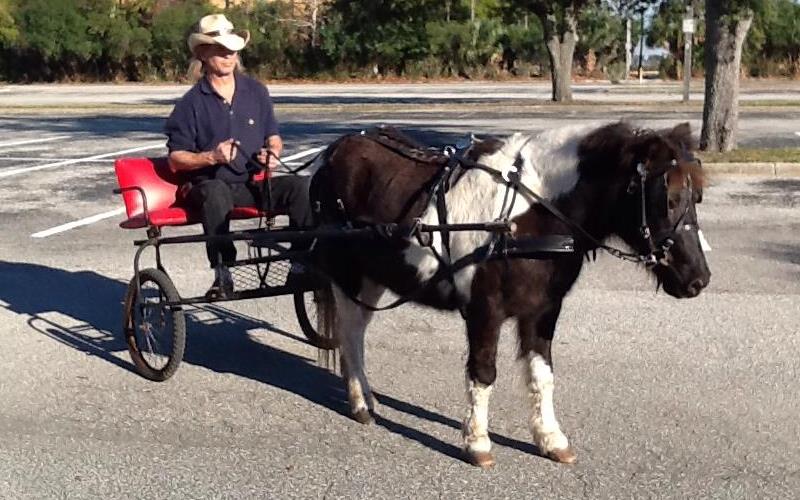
[116,184,575,320]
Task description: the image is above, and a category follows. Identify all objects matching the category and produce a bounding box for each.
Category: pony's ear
[627,133,676,175]
[663,122,697,151]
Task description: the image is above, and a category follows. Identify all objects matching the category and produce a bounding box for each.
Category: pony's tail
[315,283,339,372]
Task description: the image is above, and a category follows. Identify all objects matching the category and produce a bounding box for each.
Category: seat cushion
[119,207,192,229]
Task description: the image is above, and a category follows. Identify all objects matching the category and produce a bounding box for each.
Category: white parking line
[0,157,113,162]
[281,146,325,162]
[30,145,325,238]
[0,135,70,148]
[31,208,125,238]
[0,143,164,179]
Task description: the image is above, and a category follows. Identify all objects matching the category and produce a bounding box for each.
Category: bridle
[354,130,703,269]
[625,158,698,268]
[456,144,701,269]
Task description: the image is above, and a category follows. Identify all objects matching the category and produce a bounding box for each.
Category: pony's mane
[468,122,705,203]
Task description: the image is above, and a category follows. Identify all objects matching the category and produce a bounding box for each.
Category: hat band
[201,28,233,37]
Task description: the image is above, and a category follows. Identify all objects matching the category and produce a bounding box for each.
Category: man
[165,14,313,299]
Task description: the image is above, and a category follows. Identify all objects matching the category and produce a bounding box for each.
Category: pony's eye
[668,198,677,211]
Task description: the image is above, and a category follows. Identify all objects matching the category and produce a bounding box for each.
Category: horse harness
[323,128,700,312]
[359,128,700,267]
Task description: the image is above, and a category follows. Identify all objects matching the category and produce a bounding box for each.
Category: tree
[700,0,758,152]
[0,0,18,48]
[576,2,625,76]
[605,0,660,79]
[746,0,800,76]
[649,0,703,78]
[508,0,591,101]
[324,0,443,75]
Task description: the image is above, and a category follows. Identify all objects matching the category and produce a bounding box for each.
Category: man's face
[199,44,238,76]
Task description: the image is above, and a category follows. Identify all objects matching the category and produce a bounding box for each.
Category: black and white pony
[308,121,710,467]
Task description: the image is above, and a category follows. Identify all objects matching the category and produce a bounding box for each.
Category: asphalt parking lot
[1,83,799,498]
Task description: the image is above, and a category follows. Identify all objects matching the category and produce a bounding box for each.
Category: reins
[231,132,697,313]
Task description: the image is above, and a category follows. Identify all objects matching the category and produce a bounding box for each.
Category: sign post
[682,7,694,103]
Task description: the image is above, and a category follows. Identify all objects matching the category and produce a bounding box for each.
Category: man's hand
[210,138,238,165]
[257,147,280,170]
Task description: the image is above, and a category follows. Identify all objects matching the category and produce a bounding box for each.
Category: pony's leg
[331,279,384,424]
[518,303,576,464]
[463,311,502,468]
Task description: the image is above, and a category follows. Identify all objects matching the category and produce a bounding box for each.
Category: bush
[503,22,547,73]
[149,0,213,80]
[323,0,435,76]
[427,20,504,77]
[226,1,302,79]
[403,56,444,79]
[605,60,627,84]
[658,54,678,79]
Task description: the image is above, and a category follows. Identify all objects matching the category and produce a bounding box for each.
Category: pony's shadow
[0,260,540,462]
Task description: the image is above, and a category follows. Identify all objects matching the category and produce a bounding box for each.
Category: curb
[704,162,800,177]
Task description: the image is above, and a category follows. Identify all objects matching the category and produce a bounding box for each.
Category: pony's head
[613,123,710,298]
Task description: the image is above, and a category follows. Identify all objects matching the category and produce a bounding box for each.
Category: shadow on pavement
[760,243,800,268]
[0,260,537,463]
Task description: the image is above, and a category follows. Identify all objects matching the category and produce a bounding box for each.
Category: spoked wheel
[123,268,186,381]
[294,288,338,350]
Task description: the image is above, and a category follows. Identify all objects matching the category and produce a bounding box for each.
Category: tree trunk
[540,7,578,102]
[311,0,318,47]
[700,1,753,152]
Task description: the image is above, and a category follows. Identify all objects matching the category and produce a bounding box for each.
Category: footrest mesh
[230,260,291,291]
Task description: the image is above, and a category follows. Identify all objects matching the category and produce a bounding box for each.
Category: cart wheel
[123,268,186,381]
[294,289,338,350]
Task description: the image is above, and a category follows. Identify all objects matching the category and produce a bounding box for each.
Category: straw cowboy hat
[188,14,250,54]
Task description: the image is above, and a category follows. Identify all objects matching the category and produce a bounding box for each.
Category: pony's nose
[687,278,707,297]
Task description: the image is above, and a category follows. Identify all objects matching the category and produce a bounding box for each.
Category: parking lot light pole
[637,7,645,83]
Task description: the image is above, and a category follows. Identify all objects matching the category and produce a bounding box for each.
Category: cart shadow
[0,260,537,463]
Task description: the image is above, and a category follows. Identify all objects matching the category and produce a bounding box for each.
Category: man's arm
[169,139,238,173]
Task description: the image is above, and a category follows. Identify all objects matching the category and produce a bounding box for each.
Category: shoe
[205,265,234,299]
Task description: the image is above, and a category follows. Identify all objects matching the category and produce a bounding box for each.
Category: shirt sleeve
[164,97,198,153]
[261,85,279,138]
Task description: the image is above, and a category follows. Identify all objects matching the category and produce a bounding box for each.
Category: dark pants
[188,176,313,268]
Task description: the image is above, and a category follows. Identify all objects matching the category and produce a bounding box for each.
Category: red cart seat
[114,157,274,229]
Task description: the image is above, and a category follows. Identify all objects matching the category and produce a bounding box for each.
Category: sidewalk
[705,162,800,177]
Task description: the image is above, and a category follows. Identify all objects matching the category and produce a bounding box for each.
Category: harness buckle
[502,165,519,183]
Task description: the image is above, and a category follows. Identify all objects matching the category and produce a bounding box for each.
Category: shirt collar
[199,76,214,95]
[199,72,242,97]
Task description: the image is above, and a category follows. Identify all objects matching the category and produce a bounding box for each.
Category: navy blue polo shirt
[164,73,279,184]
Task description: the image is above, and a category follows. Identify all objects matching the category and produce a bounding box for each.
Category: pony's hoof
[352,408,374,425]
[547,447,577,464]
[466,450,495,469]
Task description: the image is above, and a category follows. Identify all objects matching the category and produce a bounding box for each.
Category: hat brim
[189,30,250,54]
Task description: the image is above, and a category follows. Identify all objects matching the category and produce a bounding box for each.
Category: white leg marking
[463,377,493,454]
[524,353,569,453]
[332,280,384,415]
